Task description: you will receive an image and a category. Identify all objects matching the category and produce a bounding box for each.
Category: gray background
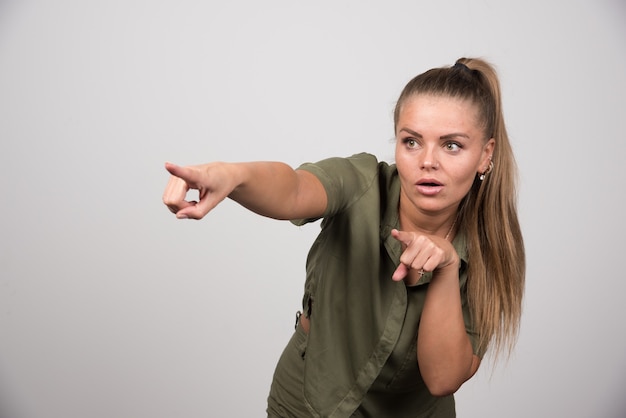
[1,0,625,417]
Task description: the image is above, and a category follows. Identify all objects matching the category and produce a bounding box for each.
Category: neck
[398,205,459,241]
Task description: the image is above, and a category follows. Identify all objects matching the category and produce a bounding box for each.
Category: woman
[162,57,525,417]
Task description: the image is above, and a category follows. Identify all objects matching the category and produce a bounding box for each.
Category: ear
[479,138,495,173]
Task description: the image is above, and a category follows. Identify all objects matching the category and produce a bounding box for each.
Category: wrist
[433,256,460,280]
[227,162,250,196]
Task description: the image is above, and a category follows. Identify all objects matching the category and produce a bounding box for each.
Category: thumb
[391,228,411,281]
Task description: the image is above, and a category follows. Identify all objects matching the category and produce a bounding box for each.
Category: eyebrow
[399,128,470,140]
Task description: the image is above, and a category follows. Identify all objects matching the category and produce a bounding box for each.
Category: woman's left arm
[391,229,480,396]
[417,262,481,396]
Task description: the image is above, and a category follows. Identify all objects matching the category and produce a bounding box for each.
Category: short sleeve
[290,153,380,226]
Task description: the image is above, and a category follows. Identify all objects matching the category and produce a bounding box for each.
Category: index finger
[391,229,415,247]
[164,162,200,187]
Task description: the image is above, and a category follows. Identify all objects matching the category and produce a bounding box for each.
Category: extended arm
[162,161,327,220]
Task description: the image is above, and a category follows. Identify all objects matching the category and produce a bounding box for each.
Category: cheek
[394,142,403,161]
[454,169,478,194]
[394,148,407,170]
[394,155,413,183]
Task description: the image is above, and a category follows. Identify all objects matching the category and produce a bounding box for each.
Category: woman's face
[395,94,494,216]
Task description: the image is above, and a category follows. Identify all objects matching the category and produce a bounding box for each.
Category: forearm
[417,263,477,396]
[228,161,326,220]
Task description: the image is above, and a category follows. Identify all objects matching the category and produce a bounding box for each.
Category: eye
[402,138,418,149]
[444,142,462,152]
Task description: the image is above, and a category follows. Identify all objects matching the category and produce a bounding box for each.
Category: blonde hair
[394,58,526,359]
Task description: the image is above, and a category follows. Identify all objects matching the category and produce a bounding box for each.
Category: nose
[421,147,439,169]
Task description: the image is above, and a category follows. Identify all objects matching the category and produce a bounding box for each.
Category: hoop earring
[479,160,494,181]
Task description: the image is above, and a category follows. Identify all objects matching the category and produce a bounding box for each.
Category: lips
[415,178,444,195]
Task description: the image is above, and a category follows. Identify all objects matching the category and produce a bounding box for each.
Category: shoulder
[297,152,378,172]
[292,153,396,224]
[297,152,395,184]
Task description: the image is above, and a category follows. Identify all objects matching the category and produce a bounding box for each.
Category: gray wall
[1,1,625,417]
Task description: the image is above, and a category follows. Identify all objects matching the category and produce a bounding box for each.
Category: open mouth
[416,180,443,195]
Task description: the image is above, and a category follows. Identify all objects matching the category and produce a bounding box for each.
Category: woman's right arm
[162,161,327,221]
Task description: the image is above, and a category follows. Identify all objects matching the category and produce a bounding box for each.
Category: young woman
[162,57,525,417]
